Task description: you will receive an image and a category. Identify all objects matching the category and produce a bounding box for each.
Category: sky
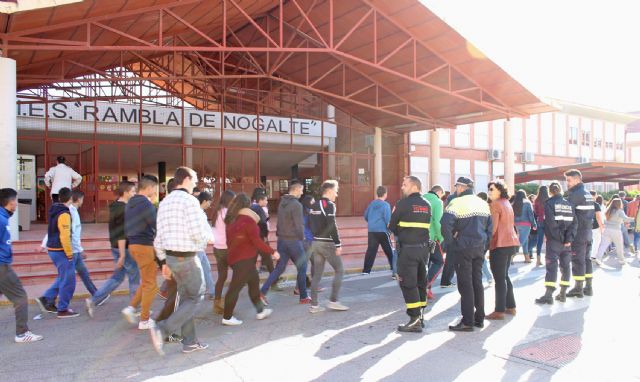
[421,0,640,113]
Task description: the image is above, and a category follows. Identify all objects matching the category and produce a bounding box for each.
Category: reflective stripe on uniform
[406,301,422,309]
[573,275,585,281]
[544,281,557,287]
[576,205,595,210]
[398,221,431,229]
[585,273,593,279]
[420,301,427,307]
[554,216,574,221]
[560,280,571,286]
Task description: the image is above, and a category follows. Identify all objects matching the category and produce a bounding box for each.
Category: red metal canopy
[515,162,640,187]
[0,0,549,131]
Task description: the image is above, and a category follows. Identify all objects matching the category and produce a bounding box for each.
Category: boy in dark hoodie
[250,192,277,281]
[38,187,77,318]
[122,175,160,329]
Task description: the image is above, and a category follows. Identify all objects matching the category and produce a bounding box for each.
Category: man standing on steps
[0,188,44,343]
[309,180,349,313]
[260,181,311,304]
[422,184,445,299]
[44,156,82,203]
[85,181,140,316]
[389,176,431,333]
[361,186,395,277]
[564,169,595,298]
[121,175,160,330]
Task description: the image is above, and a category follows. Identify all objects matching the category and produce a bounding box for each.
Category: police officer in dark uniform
[564,169,595,298]
[389,176,431,333]
[535,182,577,304]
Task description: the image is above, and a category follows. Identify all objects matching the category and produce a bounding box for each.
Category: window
[604,122,615,160]
[555,113,567,156]
[439,158,451,191]
[593,120,603,159]
[474,122,489,149]
[540,113,553,155]
[410,156,429,190]
[568,126,578,145]
[492,119,504,151]
[475,161,489,193]
[492,161,504,179]
[455,124,471,148]
[454,160,471,187]
[410,130,428,145]
[581,118,591,147]
[615,124,625,151]
[439,129,451,146]
[525,115,538,153]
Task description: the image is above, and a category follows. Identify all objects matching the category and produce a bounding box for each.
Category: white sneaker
[309,305,325,314]
[15,331,44,343]
[121,306,137,324]
[256,308,273,320]
[138,319,155,330]
[222,316,243,326]
[327,301,349,311]
[85,298,95,318]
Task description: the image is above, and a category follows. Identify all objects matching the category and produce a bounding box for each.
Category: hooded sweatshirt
[226,208,274,265]
[46,203,73,259]
[276,194,304,241]
[125,194,157,246]
[0,207,14,264]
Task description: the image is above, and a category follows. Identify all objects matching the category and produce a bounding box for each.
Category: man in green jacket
[423,185,445,299]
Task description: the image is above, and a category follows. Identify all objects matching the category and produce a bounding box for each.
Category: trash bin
[18,199,31,231]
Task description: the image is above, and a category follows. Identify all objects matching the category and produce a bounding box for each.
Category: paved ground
[1,255,639,382]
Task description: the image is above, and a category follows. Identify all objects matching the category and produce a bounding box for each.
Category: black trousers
[362,232,394,274]
[545,240,571,287]
[454,247,485,326]
[489,246,517,312]
[0,265,30,335]
[427,241,444,288]
[570,240,589,281]
[584,241,593,281]
[397,245,427,318]
[224,257,264,320]
[440,248,456,286]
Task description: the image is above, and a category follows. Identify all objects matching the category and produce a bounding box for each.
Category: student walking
[149,167,214,355]
[486,180,520,320]
[221,194,278,326]
[212,190,235,315]
[85,182,140,316]
[593,198,634,266]
[512,190,537,263]
[309,180,349,313]
[361,186,395,276]
[121,175,160,330]
[533,186,550,266]
[423,185,445,297]
[196,192,216,300]
[37,187,79,318]
[0,188,44,343]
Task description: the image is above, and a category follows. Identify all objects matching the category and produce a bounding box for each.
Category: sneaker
[96,294,111,307]
[15,331,44,343]
[391,273,398,280]
[149,325,165,356]
[592,258,603,266]
[361,272,370,276]
[309,305,325,314]
[440,283,456,288]
[85,298,95,318]
[260,293,269,306]
[121,306,137,324]
[182,342,209,353]
[36,297,56,314]
[222,316,243,326]
[138,319,155,330]
[327,301,349,311]
[299,297,312,304]
[57,309,80,318]
[256,308,273,320]
[165,334,183,343]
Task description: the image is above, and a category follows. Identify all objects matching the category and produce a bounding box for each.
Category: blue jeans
[621,225,630,248]
[75,252,97,295]
[157,255,204,347]
[42,251,77,311]
[535,221,545,258]
[260,239,308,299]
[196,251,215,296]
[482,256,493,282]
[92,248,140,304]
[634,231,640,251]
[516,226,532,256]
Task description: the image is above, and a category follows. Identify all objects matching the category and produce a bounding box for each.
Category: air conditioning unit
[487,149,502,161]
[522,152,535,163]
[577,156,589,164]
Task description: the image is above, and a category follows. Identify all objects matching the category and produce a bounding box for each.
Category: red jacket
[489,198,520,251]
[226,208,274,265]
